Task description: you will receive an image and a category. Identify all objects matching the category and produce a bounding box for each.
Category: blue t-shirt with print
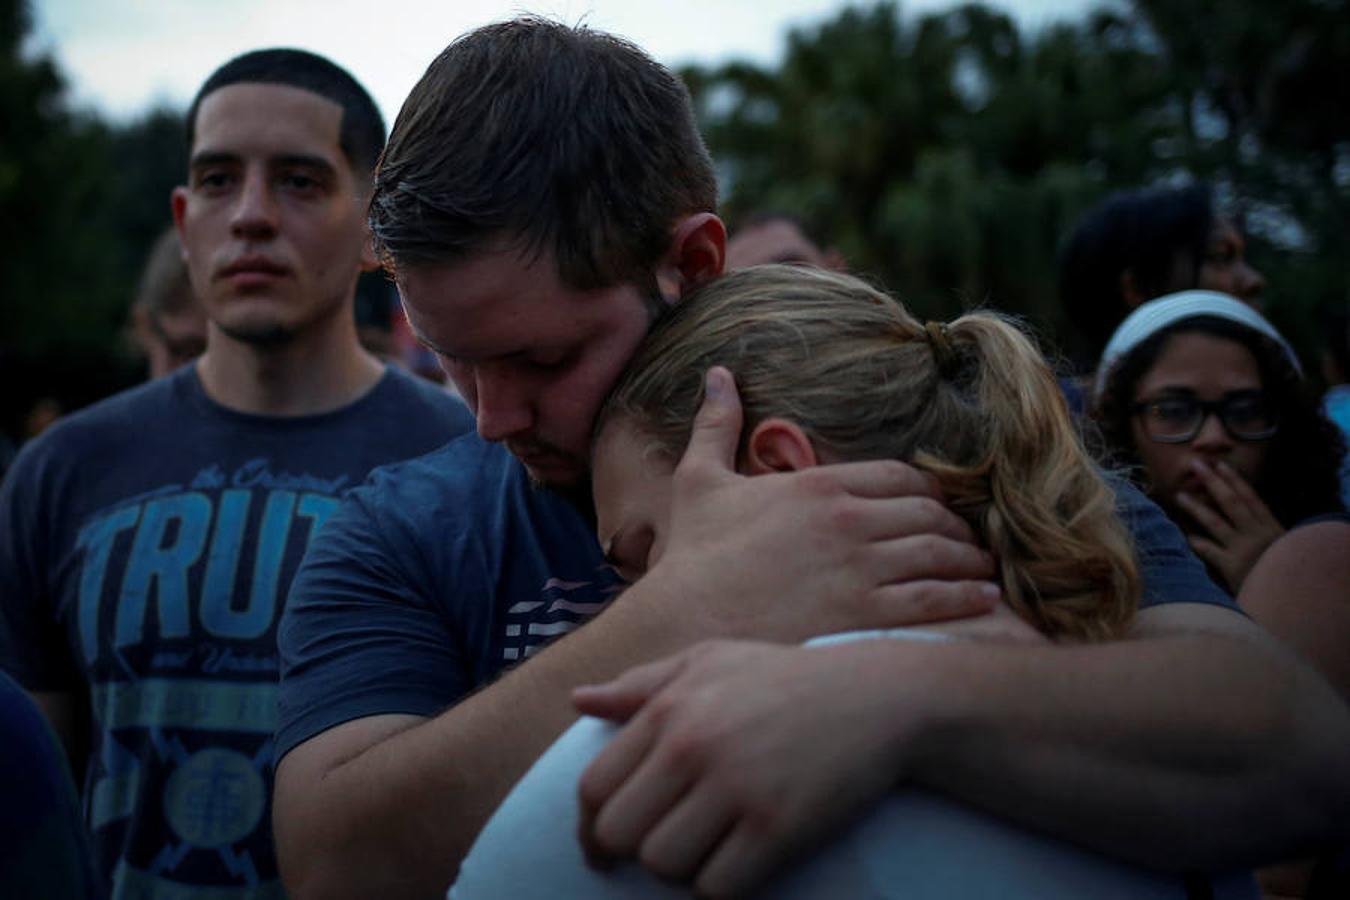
[277,435,625,759]
[0,365,472,899]
[275,443,1232,764]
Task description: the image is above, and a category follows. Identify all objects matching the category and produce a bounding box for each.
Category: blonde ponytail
[915,316,1137,640]
[600,265,1140,640]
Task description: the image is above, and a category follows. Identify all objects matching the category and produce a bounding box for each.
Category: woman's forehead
[1137,331,1262,393]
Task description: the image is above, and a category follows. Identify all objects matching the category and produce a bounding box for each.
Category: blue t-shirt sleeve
[1114,479,1235,610]
[0,437,80,690]
[0,671,106,899]
[276,485,477,761]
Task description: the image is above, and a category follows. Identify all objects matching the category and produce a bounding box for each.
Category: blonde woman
[452,267,1257,898]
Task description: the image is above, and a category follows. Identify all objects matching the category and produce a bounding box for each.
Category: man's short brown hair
[188,48,385,178]
[370,18,717,290]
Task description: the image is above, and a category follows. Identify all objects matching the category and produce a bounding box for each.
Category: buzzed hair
[370,17,717,290]
[186,48,386,177]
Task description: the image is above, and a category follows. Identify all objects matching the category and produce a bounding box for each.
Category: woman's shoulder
[1238,519,1350,699]
[1290,511,1350,530]
[1245,519,1350,591]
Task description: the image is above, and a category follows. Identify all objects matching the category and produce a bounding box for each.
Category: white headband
[1093,290,1302,402]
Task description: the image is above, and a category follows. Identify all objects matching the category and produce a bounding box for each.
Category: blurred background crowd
[2,0,1348,452]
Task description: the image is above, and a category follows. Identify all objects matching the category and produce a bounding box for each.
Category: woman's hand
[1174,459,1285,593]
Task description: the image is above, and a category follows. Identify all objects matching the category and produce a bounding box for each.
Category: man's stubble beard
[528,468,596,525]
[211,290,348,349]
[521,271,669,521]
[215,319,299,348]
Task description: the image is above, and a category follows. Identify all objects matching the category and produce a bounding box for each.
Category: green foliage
[0,0,184,438]
[684,0,1350,373]
[2,0,1347,440]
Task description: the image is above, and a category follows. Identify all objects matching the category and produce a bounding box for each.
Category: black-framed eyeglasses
[1131,391,1279,444]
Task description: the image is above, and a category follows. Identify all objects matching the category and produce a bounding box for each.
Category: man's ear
[743,418,819,474]
[655,212,726,302]
[171,187,189,255]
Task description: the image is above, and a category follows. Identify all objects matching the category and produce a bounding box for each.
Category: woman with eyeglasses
[1093,290,1350,899]
[1093,291,1345,595]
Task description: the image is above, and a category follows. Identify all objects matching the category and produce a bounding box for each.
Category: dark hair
[1094,316,1346,526]
[370,17,717,289]
[1059,184,1214,364]
[186,48,386,177]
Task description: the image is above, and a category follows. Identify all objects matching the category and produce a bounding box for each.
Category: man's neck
[543,476,597,528]
[195,312,385,417]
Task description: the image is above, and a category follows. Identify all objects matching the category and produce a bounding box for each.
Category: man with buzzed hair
[274,17,1349,900]
[0,49,470,897]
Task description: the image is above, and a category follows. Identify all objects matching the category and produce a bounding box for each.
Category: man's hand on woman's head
[632,366,1000,646]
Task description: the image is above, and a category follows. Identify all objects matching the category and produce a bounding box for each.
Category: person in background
[353,270,399,363]
[1059,183,1265,377]
[1319,300,1350,506]
[0,48,471,899]
[1093,290,1350,899]
[1093,290,1345,595]
[725,211,845,270]
[0,668,104,899]
[129,227,208,380]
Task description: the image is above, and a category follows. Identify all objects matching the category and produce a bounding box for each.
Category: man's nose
[230,171,279,239]
[473,370,533,442]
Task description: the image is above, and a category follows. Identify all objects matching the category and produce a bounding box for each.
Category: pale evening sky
[29,0,1108,126]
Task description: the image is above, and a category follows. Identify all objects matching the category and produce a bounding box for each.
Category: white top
[450,628,1257,899]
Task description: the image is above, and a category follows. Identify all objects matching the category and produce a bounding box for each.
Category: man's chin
[511,448,586,490]
[522,460,583,490]
[215,317,298,348]
[523,464,593,517]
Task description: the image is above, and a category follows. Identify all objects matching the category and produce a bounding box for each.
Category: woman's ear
[743,418,819,474]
